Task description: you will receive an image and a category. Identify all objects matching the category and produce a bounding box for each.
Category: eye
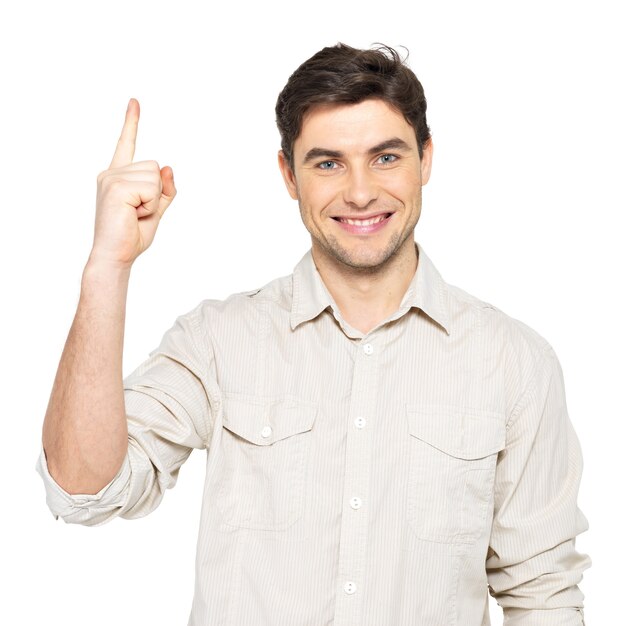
[376,154,399,165]
[317,160,337,170]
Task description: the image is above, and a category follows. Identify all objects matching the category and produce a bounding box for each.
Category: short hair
[275,42,431,170]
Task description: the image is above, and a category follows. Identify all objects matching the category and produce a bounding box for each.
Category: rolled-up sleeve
[486,343,591,625]
[37,300,220,527]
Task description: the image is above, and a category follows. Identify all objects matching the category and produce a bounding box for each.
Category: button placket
[334,334,379,624]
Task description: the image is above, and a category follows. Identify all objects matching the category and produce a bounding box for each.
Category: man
[37,43,590,625]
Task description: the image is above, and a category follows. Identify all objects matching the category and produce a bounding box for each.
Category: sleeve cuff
[504,607,586,626]
[35,446,132,526]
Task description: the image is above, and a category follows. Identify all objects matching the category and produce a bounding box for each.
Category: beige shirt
[37,241,590,625]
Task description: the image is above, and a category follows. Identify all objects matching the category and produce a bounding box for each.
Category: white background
[1,0,622,623]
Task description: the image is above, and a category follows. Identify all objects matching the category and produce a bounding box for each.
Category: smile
[331,212,393,233]
[335,213,390,226]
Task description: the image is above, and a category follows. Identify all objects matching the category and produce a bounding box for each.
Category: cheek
[299,177,339,213]
[384,171,422,204]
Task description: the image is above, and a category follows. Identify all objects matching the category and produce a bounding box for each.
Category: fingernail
[127,98,133,112]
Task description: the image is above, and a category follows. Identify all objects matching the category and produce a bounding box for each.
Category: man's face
[278,98,433,271]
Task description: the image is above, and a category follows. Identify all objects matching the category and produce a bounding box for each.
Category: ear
[277,150,299,200]
[419,139,434,186]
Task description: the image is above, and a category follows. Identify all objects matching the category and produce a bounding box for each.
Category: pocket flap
[406,405,506,460]
[222,396,317,446]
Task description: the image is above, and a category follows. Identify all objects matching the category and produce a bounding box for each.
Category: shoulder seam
[506,339,553,430]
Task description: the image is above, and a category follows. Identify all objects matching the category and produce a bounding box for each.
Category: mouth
[331,212,393,234]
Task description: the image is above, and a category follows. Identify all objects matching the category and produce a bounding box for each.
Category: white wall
[1,0,621,623]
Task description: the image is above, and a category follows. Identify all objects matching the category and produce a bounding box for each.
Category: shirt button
[350,497,362,510]
[362,343,374,355]
[260,425,272,438]
[354,416,366,429]
[344,581,357,594]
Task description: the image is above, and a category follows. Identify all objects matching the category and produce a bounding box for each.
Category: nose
[341,166,379,210]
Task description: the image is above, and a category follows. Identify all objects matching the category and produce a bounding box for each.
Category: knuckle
[106,177,125,191]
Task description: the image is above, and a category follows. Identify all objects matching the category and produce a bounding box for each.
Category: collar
[290,241,451,335]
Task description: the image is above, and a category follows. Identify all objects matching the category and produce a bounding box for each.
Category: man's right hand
[89,98,177,269]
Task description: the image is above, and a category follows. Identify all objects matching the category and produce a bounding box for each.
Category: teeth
[339,214,387,226]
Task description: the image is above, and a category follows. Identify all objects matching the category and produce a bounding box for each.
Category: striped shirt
[37,241,590,625]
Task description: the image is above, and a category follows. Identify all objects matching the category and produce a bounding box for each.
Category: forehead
[296,99,417,154]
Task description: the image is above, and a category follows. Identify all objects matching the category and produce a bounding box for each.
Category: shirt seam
[505,339,553,431]
[189,303,218,448]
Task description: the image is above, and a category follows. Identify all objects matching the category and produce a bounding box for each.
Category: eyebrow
[302,137,412,165]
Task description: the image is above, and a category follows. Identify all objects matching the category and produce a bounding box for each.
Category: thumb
[158,166,177,217]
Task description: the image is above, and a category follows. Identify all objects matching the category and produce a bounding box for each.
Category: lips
[331,212,393,234]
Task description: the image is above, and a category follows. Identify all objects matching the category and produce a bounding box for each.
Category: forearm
[42,256,131,495]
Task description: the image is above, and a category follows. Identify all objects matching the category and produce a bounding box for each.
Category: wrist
[82,254,132,287]
[85,249,133,272]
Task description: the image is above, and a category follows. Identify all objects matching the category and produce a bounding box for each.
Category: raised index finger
[109,98,140,169]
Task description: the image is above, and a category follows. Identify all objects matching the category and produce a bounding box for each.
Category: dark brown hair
[275,42,431,170]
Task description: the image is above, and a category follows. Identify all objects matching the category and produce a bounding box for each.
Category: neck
[312,238,418,334]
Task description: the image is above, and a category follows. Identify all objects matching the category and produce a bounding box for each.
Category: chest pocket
[215,395,317,531]
[405,405,506,546]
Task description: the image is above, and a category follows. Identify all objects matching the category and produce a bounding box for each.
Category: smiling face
[278,98,433,272]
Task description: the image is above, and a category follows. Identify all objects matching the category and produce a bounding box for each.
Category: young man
[38,43,590,625]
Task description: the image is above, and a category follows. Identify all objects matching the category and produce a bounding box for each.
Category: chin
[326,240,401,271]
